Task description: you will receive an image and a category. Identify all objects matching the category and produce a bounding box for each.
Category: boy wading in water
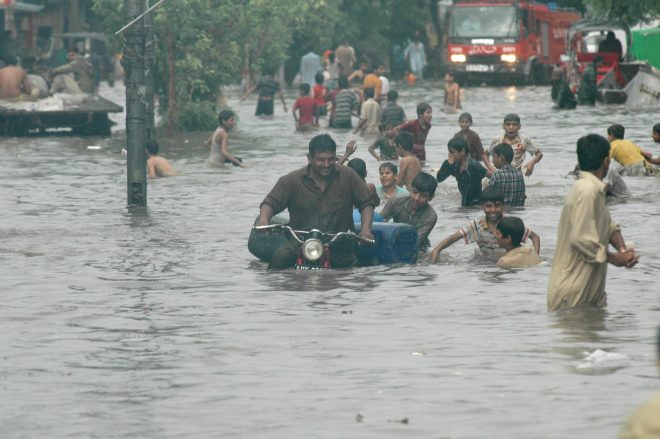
[146,140,176,178]
[488,113,542,176]
[437,137,488,207]
[381,172,438,249]
[206,110,247,168]
[375,162,409,204]
[395,102,432,161]
[495,217,541,267]
[240,70,287,116]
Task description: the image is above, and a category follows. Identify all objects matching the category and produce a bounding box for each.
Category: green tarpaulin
[632,28,660,69]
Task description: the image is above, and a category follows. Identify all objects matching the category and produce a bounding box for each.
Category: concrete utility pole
[144,0,156,141]
[123,0,147,207]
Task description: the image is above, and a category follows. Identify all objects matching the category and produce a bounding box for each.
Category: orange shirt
[363,73,382,97]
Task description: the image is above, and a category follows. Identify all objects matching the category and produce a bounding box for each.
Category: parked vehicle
[445,0,580,84]
[562,20,660,106]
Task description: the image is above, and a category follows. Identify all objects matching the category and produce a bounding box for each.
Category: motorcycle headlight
[302,239,324,262]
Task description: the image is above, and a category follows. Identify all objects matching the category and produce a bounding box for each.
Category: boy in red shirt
[292,83,318,131]
[395,102,432,161]
[312,72,328,116]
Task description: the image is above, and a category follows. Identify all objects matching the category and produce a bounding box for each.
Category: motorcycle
[252,224,375,270]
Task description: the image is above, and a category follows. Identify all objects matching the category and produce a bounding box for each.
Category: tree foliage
[580,0,660,26]
[91,0,430,130]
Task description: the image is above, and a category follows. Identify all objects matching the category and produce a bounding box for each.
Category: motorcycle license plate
[295,265,324,270]
[465,64,493,72]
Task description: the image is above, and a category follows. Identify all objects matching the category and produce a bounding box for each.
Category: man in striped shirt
[329,76,358,129]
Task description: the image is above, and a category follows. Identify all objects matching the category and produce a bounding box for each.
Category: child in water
[145,139,176,178]
[292,83,318,131]
[206,110,246,167]
[454,112,494,173]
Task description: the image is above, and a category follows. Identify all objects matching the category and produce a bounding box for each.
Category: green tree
[581,0,660,26]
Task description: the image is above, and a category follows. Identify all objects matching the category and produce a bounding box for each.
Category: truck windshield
[449,6,518,39]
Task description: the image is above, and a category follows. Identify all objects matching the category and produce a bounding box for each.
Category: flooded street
[1,81,659,438]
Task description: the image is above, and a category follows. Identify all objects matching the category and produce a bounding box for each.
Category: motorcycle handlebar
[252,225,374,245]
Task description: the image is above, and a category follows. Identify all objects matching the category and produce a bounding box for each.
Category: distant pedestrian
[329,76,358,129]
[240,70,287,116]
[404,37,426,79]
[335,40,357,77]
[300,46,322,87]
[292,83,318,131]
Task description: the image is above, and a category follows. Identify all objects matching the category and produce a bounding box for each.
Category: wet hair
[308,133,337,156]
[480,186,504,204]
[458,112,472,123]
[364,87,375,99]
[492,142,514,163]
[218,109,235,124]
[503,113,521,124]
[395,131,414,151]
[379,162,398,175]
[577,134,610,171]
[347,158,367,179]
[314,72,324,85]
[300,83,311,95]
[654,123,660,136]
[607,123,625,139]
[416,102,431,117]
[145,139,159,155]
[447,136,468,153]
[497,216,525,248]
[387,89,398,102]
[4,55,17,65]
[338,76,349,89]
[412,172,437,197]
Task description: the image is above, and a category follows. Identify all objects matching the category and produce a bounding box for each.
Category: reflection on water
[1,81,659,438]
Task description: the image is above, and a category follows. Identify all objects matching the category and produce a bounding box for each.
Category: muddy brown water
[1,81,659,438]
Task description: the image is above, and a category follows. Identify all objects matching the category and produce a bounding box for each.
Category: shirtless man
[0,56,32,100]
[145,140,176,178]
[443,72,460,113]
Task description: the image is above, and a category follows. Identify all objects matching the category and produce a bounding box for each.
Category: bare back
[398,155,422,192]
[147,156,176,178]
[0,65,31,99]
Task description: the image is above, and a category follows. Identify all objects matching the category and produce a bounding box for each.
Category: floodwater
[1,80,659,439]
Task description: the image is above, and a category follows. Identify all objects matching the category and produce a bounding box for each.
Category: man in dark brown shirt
[258,134,375,269]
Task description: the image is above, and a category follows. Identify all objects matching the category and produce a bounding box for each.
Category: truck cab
[445,0,580,85]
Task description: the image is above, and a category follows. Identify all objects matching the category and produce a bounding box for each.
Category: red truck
[445,0,580,84]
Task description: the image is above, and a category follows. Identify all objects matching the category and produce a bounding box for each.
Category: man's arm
[219,131,245,167]
[436,159,453,183]
[429,230,463,262]
[528,229,541,254]
[146,159,156,178]
[368,140,382,161]
[607,230,639,268]
[240,84,257,101]
[21,73,32,95]
[258,204,274,226]
[337,140,357,166]
[417,212,438,247]
[359,205,374,240]
[523,150,543,176]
